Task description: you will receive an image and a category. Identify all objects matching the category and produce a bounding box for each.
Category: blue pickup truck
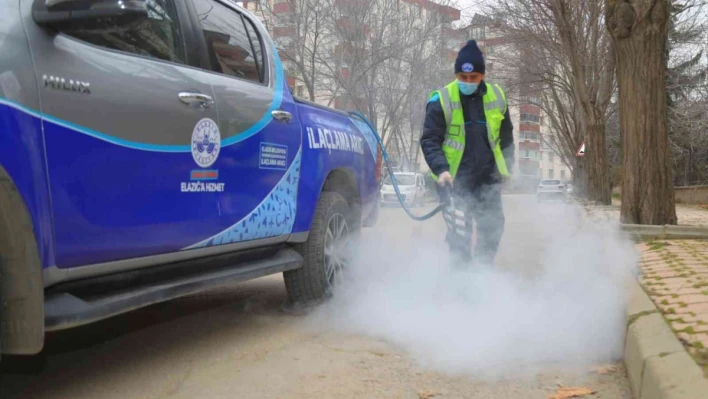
[0,0,381,360]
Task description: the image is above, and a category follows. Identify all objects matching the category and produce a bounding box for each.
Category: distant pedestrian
[420,40,515,267]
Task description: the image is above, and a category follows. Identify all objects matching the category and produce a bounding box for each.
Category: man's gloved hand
[438,171,453,186]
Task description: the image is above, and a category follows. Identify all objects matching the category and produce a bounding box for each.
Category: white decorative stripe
[440,88,453,128]
[486,124,501,149]
[444,139,463,151]
[484,101,503,111]
[486,84,507,114]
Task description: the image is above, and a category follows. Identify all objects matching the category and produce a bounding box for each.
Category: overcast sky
[451,0,481,23]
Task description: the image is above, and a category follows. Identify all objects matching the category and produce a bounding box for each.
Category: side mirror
[33,0,148,29]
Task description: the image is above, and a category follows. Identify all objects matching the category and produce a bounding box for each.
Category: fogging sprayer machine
[348,112,463,231]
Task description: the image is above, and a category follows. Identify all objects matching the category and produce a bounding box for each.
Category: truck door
[184,0,303,249]
[24,0,225,267]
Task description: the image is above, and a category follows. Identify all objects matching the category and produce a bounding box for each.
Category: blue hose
[349,111,444,222]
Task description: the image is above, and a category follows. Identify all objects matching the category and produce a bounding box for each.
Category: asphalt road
[0,195,633,399]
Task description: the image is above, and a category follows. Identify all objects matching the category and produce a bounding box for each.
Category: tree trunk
[586,119,611,204]
[574,159,588,198]
[687,147,694,185]
[607,0,677,225]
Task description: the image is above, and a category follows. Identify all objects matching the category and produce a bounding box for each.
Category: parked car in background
[380,172,426,207]
[536,179,567,203]
[565,183,575,196]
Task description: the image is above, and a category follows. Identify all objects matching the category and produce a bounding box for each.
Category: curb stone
[625,277,708,399]
[621,224,708,240]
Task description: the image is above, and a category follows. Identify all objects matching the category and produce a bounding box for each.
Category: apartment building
[463,13,572,185]
[243,0,461,173]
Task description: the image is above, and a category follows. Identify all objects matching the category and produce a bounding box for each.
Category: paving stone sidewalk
[637,239,708,375]
[583,201,708,226]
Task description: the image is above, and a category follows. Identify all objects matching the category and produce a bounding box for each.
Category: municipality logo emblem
[462,63,474,73]
[191,118,221,168]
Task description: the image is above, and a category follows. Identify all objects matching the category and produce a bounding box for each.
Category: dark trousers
[437,181,505,267]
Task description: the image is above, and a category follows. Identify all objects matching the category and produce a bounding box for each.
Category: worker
[420,40,515,268]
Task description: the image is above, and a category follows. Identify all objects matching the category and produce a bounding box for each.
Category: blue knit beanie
[455,40,485,75]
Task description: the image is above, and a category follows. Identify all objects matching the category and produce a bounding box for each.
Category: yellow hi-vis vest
[429,81,510,181]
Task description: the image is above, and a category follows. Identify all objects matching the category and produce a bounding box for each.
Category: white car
[381,172,426,207]
[536,179,567,203]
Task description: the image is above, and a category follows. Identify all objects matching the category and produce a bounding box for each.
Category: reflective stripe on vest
[429,81,510,181]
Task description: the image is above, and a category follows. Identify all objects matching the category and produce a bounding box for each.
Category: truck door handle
[272,110,292,123]
[178,92,214,108]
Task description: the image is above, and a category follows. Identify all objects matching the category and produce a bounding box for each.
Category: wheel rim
[324,213,349,289]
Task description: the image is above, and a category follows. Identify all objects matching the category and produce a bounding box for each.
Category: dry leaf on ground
[418,391,440,399]
[548,387,596,399]
[590,364,618,374]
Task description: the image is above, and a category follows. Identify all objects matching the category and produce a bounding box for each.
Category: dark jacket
[420,81,514,189]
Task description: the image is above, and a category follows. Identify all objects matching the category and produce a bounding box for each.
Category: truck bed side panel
[293,102,379,232]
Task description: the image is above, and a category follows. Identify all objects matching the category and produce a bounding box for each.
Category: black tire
[284,192,356,304]
[0,173,45,362]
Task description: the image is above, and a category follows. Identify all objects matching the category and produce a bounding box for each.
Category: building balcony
[519,131,541,143]
[273,1,292,14]
[520,113,540,124]
[519,123,540,132]
[520,104,541,114]
[519,141,540,151]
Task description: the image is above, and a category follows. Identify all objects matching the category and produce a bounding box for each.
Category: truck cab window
[243,17,266,83]
[192,0,263,83]
[64,0,186,64]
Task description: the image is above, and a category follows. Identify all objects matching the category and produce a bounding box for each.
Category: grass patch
[693,281,708,289]
[702,291,708,296]
[648,241,670,251]
[679,302,688,308]
[678,326,696,334]
[627,310,658,327]
[695,341,706,350]
[659,352,671,358]
[661,299,669,305]
[671,294,679,299]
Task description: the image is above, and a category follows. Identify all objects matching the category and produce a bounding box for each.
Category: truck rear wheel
[284,192,355,304]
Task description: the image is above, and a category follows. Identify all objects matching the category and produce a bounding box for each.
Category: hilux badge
[43,74,91,94]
